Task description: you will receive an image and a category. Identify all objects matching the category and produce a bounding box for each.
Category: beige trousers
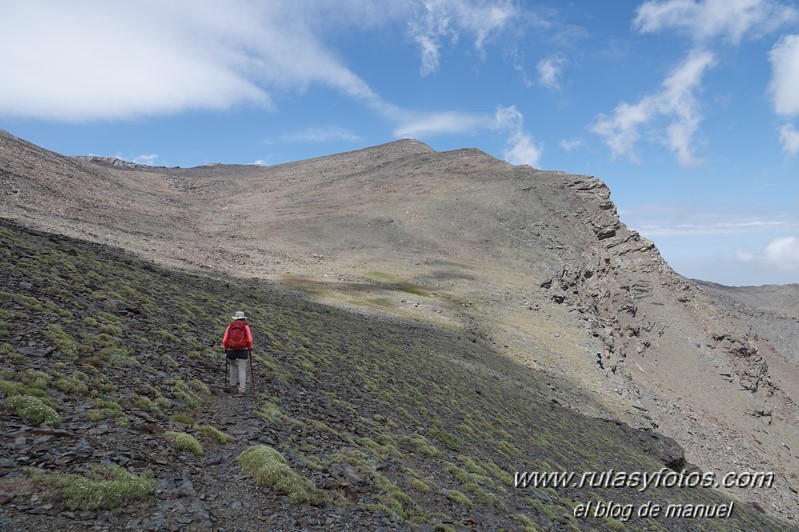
[228,358,247,393]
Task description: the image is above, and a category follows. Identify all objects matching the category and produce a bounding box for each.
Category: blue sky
[2,0,799,286]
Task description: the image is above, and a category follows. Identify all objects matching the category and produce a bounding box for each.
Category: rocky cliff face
[534,175,799,518]
[2,130,798,523]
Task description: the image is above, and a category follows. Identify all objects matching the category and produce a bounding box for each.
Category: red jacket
[222,321,253,350]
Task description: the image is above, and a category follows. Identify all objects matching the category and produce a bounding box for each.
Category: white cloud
[735,248,757,262]
[0,2,271,120]
[778,123,799,156]
[251,160,267,166]
[622,204,799,236]
[736,236,799,271]
[395,111,485,137]
[132,154,159,166]
[0,0,523,124]
[592,51,715,166]
[395,104,541,167]
[536,55,566,90]
[634,0,797,43]
[283,127,362,143]
[560,138,583,152]
[769,34,799,117]
[508,47,533,88]
[408,0,517,76]
[0,1,413,121]
[494,105,542,167]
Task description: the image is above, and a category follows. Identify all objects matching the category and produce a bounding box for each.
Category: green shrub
[156,329,180,343]
[197,424,234,444]
[59,465,157,510]
[4,395,60,426]
[399,435,443,457]
[86,398,127,426]
[0,379,22,396]
[170,412,195,425]
[42,324,80,359]
[54,375,89,395]
[168,378,203,408]
[238,445,317,502]
[132,395,159,412]
[21,369,51,389]
[0,343,16,357]
[409,477,431,493]
[189,379,211,396]
[165,431,204,456]
[257,401,283,422]
[447,489,472,506]
[430,428,464,451]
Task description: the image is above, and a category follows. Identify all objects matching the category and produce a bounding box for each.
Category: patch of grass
[393,282,431,297]
[310,419,340,436]
[42,324,81,359]
[516,514,542,532]
[408,477,431,493]
[132,395,160,412]
[56,464,157,511]
[100,346,137,367]
[429,428,464,451]
[372,471,419,521]
[0,379,21,396]
[367,271,397,282]
[446,489,471,506]
[164,431,204,456]
[399,434,443,457]
[21,369,52,390]
[54,375,89,395]
[257,401,284,423]
[328,449,375,472]
[156,329,180,343]
[197,424,234,444]
[98,323,123,335]
[0,343,16,359]
[189,379,211,396]
[170,412,196,426]
[366,272,432,297]
[356,436,401,459]
[3,395,60,426]
[0,290,72,318]
[167,378,203,408]
[87,398,128,426]
[238,445,318,503]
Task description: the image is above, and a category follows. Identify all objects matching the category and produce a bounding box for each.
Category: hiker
[222,311,253,394]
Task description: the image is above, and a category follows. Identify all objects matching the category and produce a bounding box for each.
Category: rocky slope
[3,219,788,531]
[2,129,799,525]
[694,281,799,368]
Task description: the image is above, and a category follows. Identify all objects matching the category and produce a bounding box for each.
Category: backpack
[228,320,249,350]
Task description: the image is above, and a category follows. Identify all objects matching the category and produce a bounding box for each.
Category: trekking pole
[249,349,255,392]
[224,353,229,389]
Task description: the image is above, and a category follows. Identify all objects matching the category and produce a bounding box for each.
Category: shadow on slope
[0,219,790,531]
